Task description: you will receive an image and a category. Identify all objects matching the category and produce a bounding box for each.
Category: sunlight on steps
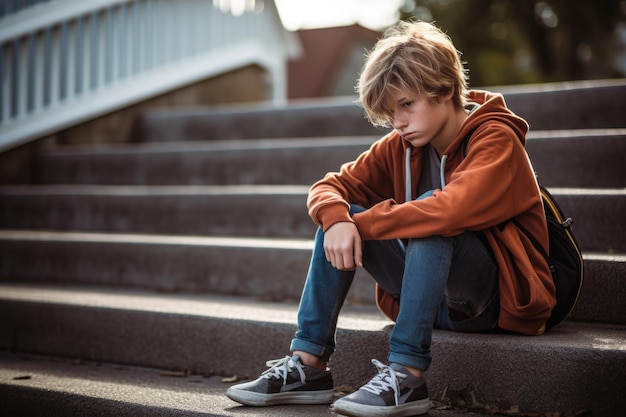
[0,284,390,330]
[592,337,626,351]
[0,229,314,250]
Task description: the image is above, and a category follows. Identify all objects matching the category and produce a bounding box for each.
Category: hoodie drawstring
[405,147,449,200]
[405,147,412,202]
[440,155,448,190]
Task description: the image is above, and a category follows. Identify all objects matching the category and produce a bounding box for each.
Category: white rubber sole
[226,387,334,406]
[332,397,430,417]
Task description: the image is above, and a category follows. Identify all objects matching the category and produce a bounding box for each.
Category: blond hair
[356,20,469,127]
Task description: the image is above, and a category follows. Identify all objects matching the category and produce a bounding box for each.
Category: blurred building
[288,24,381,99]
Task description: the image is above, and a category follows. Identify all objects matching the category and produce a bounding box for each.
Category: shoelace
[261,356,307,385]
[360,359,407,406]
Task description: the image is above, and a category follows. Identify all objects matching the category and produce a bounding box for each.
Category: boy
[226,20,556,417]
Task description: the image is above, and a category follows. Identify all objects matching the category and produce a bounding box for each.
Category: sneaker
[332,359,429,417]
[225,355,334,406]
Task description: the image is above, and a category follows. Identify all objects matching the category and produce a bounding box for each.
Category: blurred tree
[399,0,626,86]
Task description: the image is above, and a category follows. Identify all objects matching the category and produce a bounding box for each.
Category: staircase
[0,79,625,417]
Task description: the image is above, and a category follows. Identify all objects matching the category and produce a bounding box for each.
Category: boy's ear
[438,88,455,103]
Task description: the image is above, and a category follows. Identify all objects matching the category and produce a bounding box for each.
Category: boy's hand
[323,222,363,271]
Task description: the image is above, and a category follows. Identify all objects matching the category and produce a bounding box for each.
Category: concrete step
[34,136,375,186]
[0,185,623,253]
[0,230,623,324]
[549,188,626,253]
[0,185,314,240]
[0,284,624,416]
[0,352,266,417]
[131,80,626,142]
[0,229,373,304]
[525,129,626,188]
[497,79,626,130]
[33,130,626,188]
[0,353,500,417]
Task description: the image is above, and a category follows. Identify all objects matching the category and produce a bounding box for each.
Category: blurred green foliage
[399,0,626,86]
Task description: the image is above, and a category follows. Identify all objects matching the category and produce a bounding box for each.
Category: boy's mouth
[400,131,416,141]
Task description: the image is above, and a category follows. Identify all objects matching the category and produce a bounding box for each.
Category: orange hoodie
[307,90,556,335]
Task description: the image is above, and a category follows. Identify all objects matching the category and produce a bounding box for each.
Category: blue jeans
[290,193,499,371]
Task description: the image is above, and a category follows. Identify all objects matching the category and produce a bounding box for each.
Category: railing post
[33,32,44,113]
[64,20,75,101]
[1,45,9,123]
[49,26,60,106]
[16,37,27,120]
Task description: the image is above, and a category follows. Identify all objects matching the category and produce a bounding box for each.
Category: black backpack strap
[462,128,477,158]
[512,218,550,263]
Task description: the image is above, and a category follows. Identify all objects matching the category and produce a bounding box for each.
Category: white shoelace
[261,356,307,385]
[360,359,408,406]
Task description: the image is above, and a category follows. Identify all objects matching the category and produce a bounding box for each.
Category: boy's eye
[402,101,413,108]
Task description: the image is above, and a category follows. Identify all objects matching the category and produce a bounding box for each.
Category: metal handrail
[0,0,298,152]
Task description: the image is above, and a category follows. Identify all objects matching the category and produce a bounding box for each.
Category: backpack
[462,134,584,330]
[512,185,584,330]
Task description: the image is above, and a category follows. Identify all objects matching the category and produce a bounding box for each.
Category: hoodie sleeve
[307,132,402,231]
[352,122,541,240]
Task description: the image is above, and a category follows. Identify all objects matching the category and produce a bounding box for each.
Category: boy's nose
[393,117,407,131]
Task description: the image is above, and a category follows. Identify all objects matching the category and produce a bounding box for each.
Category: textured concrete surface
[0,230,624,323]
[0,284,624,415]
[0,353,498,417]
[0,184,623,251]
[32,131,625,187]
[133,80,626,142]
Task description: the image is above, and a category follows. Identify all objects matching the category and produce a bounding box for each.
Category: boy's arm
[307,133,399,232]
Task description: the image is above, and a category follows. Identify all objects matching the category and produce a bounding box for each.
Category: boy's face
[390,91,457,155]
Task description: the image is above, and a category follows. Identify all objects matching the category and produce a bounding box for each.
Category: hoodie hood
[397,90,528,156]
[406,90,529,194]
[455,90,529,150]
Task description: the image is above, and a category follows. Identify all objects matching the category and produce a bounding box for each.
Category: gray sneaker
[226,355,334,406]
[333,359,429,417]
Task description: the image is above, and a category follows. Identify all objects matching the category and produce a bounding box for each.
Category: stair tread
[0,184,312,195]
[135,80,626,139]
[0,352,500,417]
[36,128,626,155]
[0,352,236,417]
[0,229,624,257]
[2,283,625,348]
[0,283,386,331]
[0,229,315,249]
[31,130,626,188]
[0,184,623,194]
[38,136,380,155]
[1,187,623,253]
[2,287,624,415]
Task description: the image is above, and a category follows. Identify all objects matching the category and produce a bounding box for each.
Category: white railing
[0,0,299,151]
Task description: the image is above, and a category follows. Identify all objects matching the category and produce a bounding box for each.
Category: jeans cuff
[290,338,334,362]
[387,351,431,372]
